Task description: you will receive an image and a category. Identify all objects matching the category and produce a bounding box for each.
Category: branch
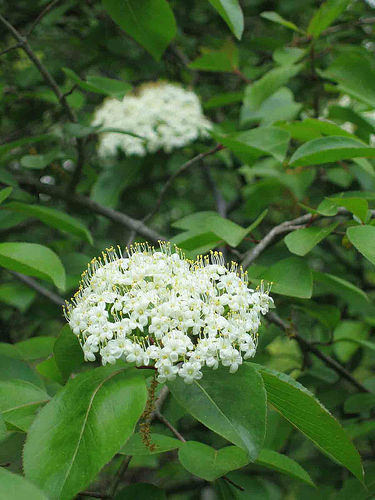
[241,213,314,268]
[17,175,166,242]
[142,144,224,223]
[0,13,85,192]
[269,312,370,393]
[9,271,65,306]
[27,0,61,36]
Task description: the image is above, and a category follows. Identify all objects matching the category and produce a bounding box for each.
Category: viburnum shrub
[65,242,273,383]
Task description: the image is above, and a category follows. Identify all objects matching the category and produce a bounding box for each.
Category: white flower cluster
[64,243,273,384]
[92,82,211,157]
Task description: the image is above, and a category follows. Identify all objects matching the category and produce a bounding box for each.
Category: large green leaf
[284,223,338,256]
[0,242,66,290]
[168,364,266,460]
[254,364,363,481]
[256,449,314,486]
[0,379,50,431]
[248,258,313,298]
[322,53,375,108]
[347,225,375,266]
[207,0,244,39]
[178,442,249,481]
[121,432,182,455]
[213,127,290,163]
[5,202,93,244]
[0,468,48,500]
[290,136,375,167]
[102,0,176,60]
[307,0,350,38]
[24,367,147,500]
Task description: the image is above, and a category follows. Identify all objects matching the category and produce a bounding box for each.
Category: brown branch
[142,144,224,224]
[269,312,370,394]
[17,175,166,242]
[27,0,61,36]
[9,271,65,305]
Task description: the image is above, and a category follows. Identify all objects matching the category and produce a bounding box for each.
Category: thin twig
[205,166,227,218]
[222,475,245,492]
[27,0,61,36]
[17,175,166,242]
[155,411,187,442]
[9,271,65,305]
[109,455,131,498]
[269,312,370,393]
[142,144,224,224]
[0,42,22,56]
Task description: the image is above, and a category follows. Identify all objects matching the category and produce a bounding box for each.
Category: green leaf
[254,364,363,481]
[295,301,340,330]
[347,225,375,266]
[24,367,147,500]
[242,64,303,112]
[20,152,59,170]
[0,242,66,290]
[172,209,267,248]
[102,0,176,60]
[5,202,93,244]
[261,11,303,33]
[321,53,375,109]
[121,432,182,455]
[13,337,55,361]
[0,187,12,204]
[313,271,368,304]
[333,321,369,363]
[213,127,290,163]
[0,414,6,440]
[279,118,354,142]
[307,0,350,38]
[0,380,50,431]
[0,355,42,390]
[63,68,131,100]
[53,325,84,382]
[204,91,244,109]
[168,364,266,460]
[114,483,166,500]
[0,283,36,313]
[36,357,64,385]
[284,223,338,256]
[344,394,375,414]
[248,258,313,299]
[327,197,368,222]
[189,40,238,72]
[207,0,244,39]
[0,468,48,500]
[256,449,315,486]
[290,136,375,167]
[0,135,52,157]
[178,442,249,481]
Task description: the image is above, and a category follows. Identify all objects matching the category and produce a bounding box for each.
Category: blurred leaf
[261,11,303,33]
[0,187,12,204]
[279,118,354,142]
[20,151,59,170]
[102,0,176,60]
[13,337,55,361]
[168,364,266,461]
[189,40,238,72]
[284,223,338,256]
[0,468,48,500]
[114,484,166,500]
[0,354,43,387]
[333,321,369,362]
[313,271,368,304]
[121,432,182,455]
[344,394,375,414]
[63,68,131,100]
[347,225,375,265]
[290,136,375,167]
[207,0,244,39]
[24,367,147,500]
[0,283,36,313]
[179,442,249,481]
[0,135,52,157]
[0,243,65,290]
[204,91,244,109]
[254,364,363,481]
[5,202,93,244]
[307,0,350,38]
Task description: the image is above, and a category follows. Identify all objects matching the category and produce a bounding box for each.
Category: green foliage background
[1,0,375,498]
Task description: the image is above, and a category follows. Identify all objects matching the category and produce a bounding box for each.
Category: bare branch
[18,175,166,242]
[9,271,65,306]
[142,144,224,224]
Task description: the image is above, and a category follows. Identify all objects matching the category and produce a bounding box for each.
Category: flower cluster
[92,82,211,157]
[64,243,273,383]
